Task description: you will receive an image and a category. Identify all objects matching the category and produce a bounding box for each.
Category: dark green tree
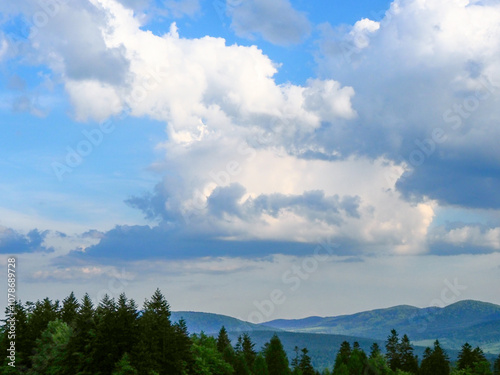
[89,294,120,374]
[171,318,194,373]
[291,346,300,374]
[25,297,60,367]
[398,334,418,374]
[133,289,191,375]
[419,340,450,375]
[112,353,138,375]
[264,334,291,375]
[216,326,231,353]
[333,341,351,373]
[348,342,368,375]
[493,353,500,375]
[60,292,79,326]
[458,343,476,371]
[385,329,401,371]
[0,301,30,372]
[299,347,315,375]
[457,343,492,375]
[369,343,381,359]
[62,293,95,374]
[241,333,257,370]
[253,353,270,375]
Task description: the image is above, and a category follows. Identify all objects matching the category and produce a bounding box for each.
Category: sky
[1,0,500,323]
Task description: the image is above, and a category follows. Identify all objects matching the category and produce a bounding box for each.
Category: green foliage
[420,340,450,375]
[2,291,496,375]
[493,353,500,375]
[457,343,492,375]
[264,334,291,375]
[366,351,392,375]
[299,347,316,375]
[216,326,231,353]
[253,353,269,375]
[60,291,79,325]
[333,341,351,373]
[385,329,401,371]
[384,330,417,374]
[398,334,418,374]
[112,353,138,375]
[191,333,234,375]
[28,319,71,375]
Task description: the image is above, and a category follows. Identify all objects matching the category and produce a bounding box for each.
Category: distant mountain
[171,311,278,335]
[262,300,500,352]
[170,301,500,371]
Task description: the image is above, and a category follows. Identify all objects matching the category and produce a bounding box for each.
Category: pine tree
[333,341,351,373]
[25,297,60,367]
[385,329,401,371]
[171,318,194,373]
[112,353,138,375]
[0,301,30,371]
[493,353,500,375]
[348,343,368,375]
[291,346,300,374]
[419,340,450,375]
[458,343,475,371]
[241,333,257,369]
[62,293,95,375]
[60,292,80,326]
[191,333,234,375]
[133,289,188,375]
[299,347,315,375]
[115,294,139,359]
[398,334,418,374]
[216,326,231,353]
[370,343,381,359]
[28,319,72,374]
[253,353,270,375]
[264,334,291,375]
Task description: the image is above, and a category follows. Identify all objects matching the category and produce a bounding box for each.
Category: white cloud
[65,80,123,122]
[316,0,500,211]
[438,226,500,250]
[10,0,432,255]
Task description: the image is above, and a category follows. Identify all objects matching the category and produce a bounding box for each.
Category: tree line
[1,290,499,374]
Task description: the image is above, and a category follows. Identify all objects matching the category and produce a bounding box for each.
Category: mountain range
[171,299,500,369]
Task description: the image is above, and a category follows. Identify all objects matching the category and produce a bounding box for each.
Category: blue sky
[1,0,500,320]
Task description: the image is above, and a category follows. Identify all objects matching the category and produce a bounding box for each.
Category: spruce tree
[333,341,351,373]
[493,353,500,375]
[385,329,401,371]
[398,334,418,374]
[216,326,232,353]
[28,319,72,374]
[419,340,450,375]
[264,334,291,375]
[458,343,475,370]
[348,343,368,375]
[0,301,30,371]
[299,347,315,375]
[241,333,257,369]
[112,353,138,375]
[60,292,80,326]
[253,353,270,375]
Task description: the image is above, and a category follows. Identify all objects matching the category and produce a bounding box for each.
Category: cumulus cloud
[6,0,498,259]
[317,0,500,210]
[226,0,311,45]
[0,227,53,254]
[429,224,500,255]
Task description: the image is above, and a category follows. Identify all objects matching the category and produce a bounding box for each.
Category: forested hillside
[1,290,500,374]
